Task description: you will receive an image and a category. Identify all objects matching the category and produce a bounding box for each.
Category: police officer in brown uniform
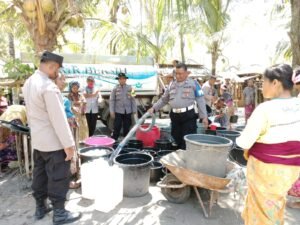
[149,63,208,149]
[23,51,81,225]
[110,72,137,140]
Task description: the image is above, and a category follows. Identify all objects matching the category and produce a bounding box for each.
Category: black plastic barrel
[216,130,241,145]
[114,153,153,197]
[155,139,172,150]
[235,125,246,132]
[127,140,143,149]
[150,161,164,183]
[229,147,247,167]
[79,146,112,164]
[156,150,173,159]
[142,148,157,158]
[119,147,140,154]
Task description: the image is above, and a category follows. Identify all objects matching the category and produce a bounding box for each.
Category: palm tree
[196,0,231,75]
[289,0,300,67]
[0,0,95,55]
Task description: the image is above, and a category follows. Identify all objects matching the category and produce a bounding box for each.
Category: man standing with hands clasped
[148,63,208,149]
[23,51,81,225]
[110,72,137,140]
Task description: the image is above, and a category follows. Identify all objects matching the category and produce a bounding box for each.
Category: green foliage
[3,59,34,80]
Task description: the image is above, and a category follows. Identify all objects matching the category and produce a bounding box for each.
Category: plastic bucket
[84,136,115,147]
[216,130,241,144]
[229,147,247,167]
[142,148,157,158]
[119,147,140,155]
[155,139,172,150]
[136,124,160,147]
[150,161,164,183]
[235,125,246,132]
[127,140,143,149]
[156,150,173,160]
[184,134,233,177]
[79,146,112,164]
[114,153,153,197]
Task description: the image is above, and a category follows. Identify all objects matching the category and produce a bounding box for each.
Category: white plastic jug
[81,161,98,200]
[81,158,123,212]
[94,159,123,212]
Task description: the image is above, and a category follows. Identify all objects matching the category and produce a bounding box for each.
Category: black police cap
[115,72,129,80]
[40,51,63,67]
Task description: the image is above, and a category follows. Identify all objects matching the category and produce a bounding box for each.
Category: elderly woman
[287,68,300,208]
[68,81,88,143]
[55,74,80,189]
[236,64,300,225]
[0,105,27,171]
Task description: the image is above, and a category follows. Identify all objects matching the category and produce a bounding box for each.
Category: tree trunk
[290,0,300,67]
[179,31,185,63]
[81,25,86,53]
[32,30,57,54]
[8,33,15,59]
[211,41,219,75]
[109,0,120,55]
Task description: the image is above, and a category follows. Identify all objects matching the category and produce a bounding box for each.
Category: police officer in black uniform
[149,63,208,149]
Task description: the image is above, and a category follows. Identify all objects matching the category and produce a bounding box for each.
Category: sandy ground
[0,109,300,225]
[0,170,299,225]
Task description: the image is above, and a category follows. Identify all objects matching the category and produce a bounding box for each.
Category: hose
[108,112,156,165]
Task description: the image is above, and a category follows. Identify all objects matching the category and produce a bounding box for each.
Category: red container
[136,124,160,147]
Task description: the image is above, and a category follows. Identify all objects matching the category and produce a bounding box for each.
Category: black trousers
[170,109,197,150]
[112,113,132,140]
[31,149,70,209]
[86,112,98,136]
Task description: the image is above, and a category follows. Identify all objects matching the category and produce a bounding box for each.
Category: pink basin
[84,136,115,147]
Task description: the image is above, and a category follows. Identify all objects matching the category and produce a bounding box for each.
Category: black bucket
[230,115,238,123]
[216,130,241,145]
[79,146,112,164]
[229,147,247,167]
[127,140,143,149]
[114,153,153,197]
[235,125,246,132]
[156,150,173,159]
[150,161,164,183]
[142,148,157,158]
[155,139,172,150]
[119,147,140,155]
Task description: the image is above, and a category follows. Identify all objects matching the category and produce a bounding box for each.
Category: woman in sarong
[236,64,300,225]
[68,81,89,143]
[287,67,300,208]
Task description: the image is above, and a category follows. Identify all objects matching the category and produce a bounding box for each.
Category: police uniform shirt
[109,84,137,114]
[153,78,207,119]
[22,70,75,152]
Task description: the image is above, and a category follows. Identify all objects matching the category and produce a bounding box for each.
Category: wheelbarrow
[157,150,233,218]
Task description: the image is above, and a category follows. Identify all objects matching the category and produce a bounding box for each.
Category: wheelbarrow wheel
[161,174,191,204]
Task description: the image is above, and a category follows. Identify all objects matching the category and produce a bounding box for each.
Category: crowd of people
[0,52,299,225]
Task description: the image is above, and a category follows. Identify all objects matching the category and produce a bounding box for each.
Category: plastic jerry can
[94,159,123,212]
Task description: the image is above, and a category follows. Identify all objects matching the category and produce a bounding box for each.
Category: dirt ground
[1,110,300,225]
[0,170,299,225]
